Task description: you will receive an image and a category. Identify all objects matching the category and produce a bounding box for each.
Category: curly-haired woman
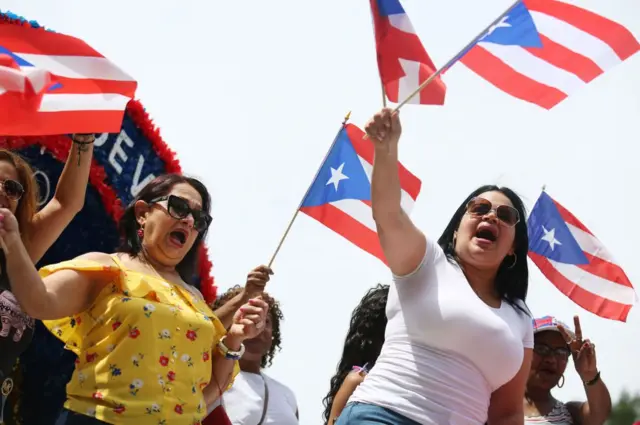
[210,286,298,425]
[323,284,389,425]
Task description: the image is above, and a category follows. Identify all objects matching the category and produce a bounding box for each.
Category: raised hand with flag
[528,191,636,321]
[267,112,420,266]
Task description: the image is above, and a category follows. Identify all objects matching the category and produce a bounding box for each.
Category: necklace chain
[138,252,200,300]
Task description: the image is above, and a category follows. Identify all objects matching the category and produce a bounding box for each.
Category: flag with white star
[458,0,640,109]
[528,191,636,321]
[300,123,421,263]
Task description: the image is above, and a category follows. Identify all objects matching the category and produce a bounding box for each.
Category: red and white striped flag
[528,191,636,321]
[0,20,137,135]
[459,0,640,109]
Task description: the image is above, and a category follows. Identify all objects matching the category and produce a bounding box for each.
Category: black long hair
[322,284,389,424]
[117,173,211,287]
[437,185,530,313]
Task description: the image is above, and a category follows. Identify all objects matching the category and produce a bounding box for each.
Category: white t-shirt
[222,371,298,425]
[350,237,533,425]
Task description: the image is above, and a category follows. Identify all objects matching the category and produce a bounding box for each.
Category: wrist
[3,231,23,255]
[581,370,600,385]
[223,334,244,350]
[373,141,399,153]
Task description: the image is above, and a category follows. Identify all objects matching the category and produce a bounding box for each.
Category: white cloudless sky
[3,1,640,423]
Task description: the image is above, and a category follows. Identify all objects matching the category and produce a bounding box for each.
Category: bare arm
[213,265,273,329]
[367,109,426,276]
[487,348,532,425]
[204,298,269,409]
[5,239,110,319]
[203,335,243,407]
[25,136,94,263]
[328,371,365,424]
[566,376,612,425]
[214,292,245,329]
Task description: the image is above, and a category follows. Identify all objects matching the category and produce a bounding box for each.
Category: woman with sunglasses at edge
[0,173,272,425]
[0,134,95,423]
[524,316,611,425]
[335,108,533,425]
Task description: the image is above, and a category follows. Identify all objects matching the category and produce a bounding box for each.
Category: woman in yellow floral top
[0,174,273,425]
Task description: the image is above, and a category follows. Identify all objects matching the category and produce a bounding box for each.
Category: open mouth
[538,367,557,377]
[475,226,497,243]
[169,229,188,247]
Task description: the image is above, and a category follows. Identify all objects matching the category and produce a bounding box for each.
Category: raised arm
[204,298,269,408]
[365,108,426,276]
[213,265,273,328]
[1,210,109,319]
[563,316,611,425]
[25,134,94,263]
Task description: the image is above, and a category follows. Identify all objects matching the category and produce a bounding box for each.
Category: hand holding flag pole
[267,111,352,268]
[392,0,522,111]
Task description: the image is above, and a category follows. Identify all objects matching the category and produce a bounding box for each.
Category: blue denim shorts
[335,402,421,425]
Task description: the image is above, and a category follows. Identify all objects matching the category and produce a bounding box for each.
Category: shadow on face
[528,331,571,392]
[455,191,517,270]
[0,160,21,215]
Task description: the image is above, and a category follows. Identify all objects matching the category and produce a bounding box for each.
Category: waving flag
[369,0,446,105]
[0,13,137,135]
[528,192,636,322]
[300,124,421,263]
[460,0,640,109]
[0,53,53,98]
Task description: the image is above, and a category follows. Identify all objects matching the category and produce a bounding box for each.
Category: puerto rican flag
[369,0,446,105]
[300,123,421,263]
[0,19,137,135]
[459,0,640,109]
[528,191,636,322]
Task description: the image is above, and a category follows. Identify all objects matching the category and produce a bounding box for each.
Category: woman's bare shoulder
[73,252,118,266]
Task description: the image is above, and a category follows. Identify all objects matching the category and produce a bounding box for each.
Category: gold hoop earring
[507,253,517,269]
[557,374,565,388]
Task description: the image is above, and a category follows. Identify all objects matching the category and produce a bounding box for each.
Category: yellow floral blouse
[41,256,239,425]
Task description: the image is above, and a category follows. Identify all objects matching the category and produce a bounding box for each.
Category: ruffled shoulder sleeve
[40,259,121,355]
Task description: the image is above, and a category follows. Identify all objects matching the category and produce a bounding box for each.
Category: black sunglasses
[0,179,24,201]
[533,343,570,360]
[465,197,520,227]
[149,195,211,232]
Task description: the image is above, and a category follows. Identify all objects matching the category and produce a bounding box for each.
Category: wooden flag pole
[392,0,522,111]
[267,111,352,268]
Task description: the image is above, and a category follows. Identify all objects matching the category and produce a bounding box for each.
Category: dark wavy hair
[213,286,283,368]
[322,284,389,424]
[117,173,211,287]
[437,185,530,314]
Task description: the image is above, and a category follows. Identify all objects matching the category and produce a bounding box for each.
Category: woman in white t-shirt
[211,286,298,425]
[335,108,534,425]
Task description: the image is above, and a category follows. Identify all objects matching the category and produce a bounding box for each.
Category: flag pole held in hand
[267,111,352,268]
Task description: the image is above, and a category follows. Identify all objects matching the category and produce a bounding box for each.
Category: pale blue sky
[5,1,640,423]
